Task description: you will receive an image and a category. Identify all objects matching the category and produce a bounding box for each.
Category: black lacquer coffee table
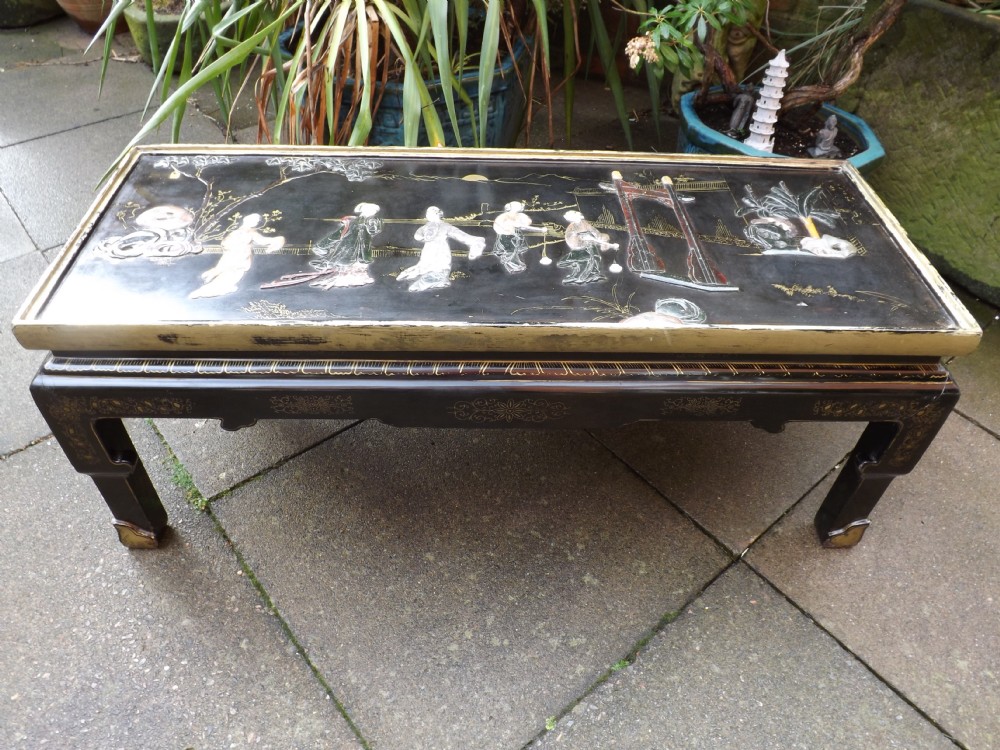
[13,146,980,549]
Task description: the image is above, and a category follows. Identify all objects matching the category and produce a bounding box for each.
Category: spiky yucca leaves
[94,0,557,155]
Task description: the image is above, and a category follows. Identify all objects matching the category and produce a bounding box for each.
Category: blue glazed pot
[279,30,529,148]
[677,91,885,175]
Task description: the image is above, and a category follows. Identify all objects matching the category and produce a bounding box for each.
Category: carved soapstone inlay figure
[398,206,486,292]
[620,297,708,327]
[604,172,736,292]
[259,203,383,290]
[738,182,857,259]
[95,204,200,259]
[558,210,619,285]
[308,202,383,289]
[190,213,285,298]
[489,201,547,274]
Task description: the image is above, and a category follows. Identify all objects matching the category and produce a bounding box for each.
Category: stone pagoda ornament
[744,50,789,153]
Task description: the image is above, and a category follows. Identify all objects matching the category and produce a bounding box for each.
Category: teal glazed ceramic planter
[677,91,885,175]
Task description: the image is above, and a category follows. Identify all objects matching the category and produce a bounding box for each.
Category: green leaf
[528,0,550,62]
[348,0,376,145]
[370,0,445,146]
[428,0,461,145]
[562,0,576,143]
[171,31,195,143]
[585,0,633,149]
[110,6,298,166]
[324,2,352,142]
[180,0,212,35]
[476,0,502,147]
[89,0,132,47]
[143,0,161,74]
[644,63,664,141]
[91,0,133,93]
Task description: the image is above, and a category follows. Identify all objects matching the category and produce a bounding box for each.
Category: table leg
[814,394,958,547]
[31,385,168,549]
[27,357,960,550]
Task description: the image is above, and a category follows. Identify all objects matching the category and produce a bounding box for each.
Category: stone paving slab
[748,414,1000,750]
[0,54,156,147]
[593,421,859,552]
[0,109,222,250]
[154,417,357,499]
[0,423,362,749]
[0,18,128,69]
[212,421,731,750]
[532,568,954,750]
[1,251,53,455]
[0,24,67,68]
[949,319,1000,436]
[531,564,955,750]
[0,189,35,263]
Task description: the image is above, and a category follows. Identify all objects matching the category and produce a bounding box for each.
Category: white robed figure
[490,200,546,273]
[558,210,618,285]
[398,206,486,292]
[190,213,285,298]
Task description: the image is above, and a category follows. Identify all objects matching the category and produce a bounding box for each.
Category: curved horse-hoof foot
[113,520,162,549]
[821,518,871,548]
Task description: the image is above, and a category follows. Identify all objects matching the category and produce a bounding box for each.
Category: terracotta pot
[54,0,125,34]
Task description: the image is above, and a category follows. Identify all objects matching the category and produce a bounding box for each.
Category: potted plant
[120,0,218,72]
[624,0,905,173]
[95,0,565,151]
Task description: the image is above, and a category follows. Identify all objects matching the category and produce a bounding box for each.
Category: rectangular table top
[14,145,980,358]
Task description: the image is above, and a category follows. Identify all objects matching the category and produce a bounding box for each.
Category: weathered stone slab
[0,429,363,748]
[532,565,955,750]
[749,415,1000,749]
[213,422,730,750]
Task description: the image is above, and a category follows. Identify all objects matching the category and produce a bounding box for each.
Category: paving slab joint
[206,508,373,749]
[519,559,739,750]
[744,562,970,750]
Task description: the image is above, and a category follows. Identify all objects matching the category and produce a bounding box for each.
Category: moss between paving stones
[843,0,1000,304]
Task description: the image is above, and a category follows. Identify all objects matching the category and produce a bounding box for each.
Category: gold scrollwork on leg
[813,398,950,472]
[45,395,195,465]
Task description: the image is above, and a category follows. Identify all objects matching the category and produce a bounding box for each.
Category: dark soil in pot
[696,101,862,159]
